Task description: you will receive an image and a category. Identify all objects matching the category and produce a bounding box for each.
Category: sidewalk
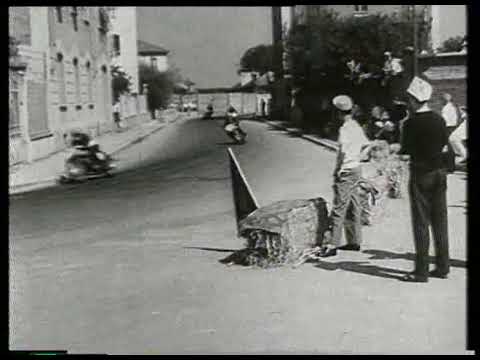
[9,110,197,195]
[265,120,339,152]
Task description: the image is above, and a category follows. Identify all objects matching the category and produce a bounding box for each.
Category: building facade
[110,7,139,94]
[137,40,169,73]
[9,6,113,164]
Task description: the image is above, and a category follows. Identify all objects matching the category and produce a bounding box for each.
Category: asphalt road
[9,117,468,354]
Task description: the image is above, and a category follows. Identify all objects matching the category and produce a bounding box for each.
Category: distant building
[238,71,260,86]
[9,6,113,165]
[137,40,169,73]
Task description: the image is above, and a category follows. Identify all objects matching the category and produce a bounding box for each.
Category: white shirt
[441,102,458,127]
[337,119,370,172]
[450,115,467,141]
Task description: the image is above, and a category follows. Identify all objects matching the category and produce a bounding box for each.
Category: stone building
[9,6,113,165]
[137,40,170,73]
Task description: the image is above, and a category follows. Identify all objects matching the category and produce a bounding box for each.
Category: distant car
[182,102,197,112]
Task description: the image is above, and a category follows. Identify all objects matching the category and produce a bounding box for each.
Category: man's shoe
[401,272,428,283]
[429,269,448,279]
[338,244,361,251]
[319,247,337,258]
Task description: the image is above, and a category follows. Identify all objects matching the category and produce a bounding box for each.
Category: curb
[110,122,166,156]
[9,115,185,196]
[265,121,339,152]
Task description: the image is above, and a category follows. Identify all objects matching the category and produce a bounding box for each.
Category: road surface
[9,117,468,354]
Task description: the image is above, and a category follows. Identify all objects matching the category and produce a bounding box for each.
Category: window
[57,53,66,105]
[55,7,63,23]
[9,75,20,132]
[73,57,81,104]
[112,34,120,56]
[354,5,368,12]
[71,7,78,31]
[151,57,157,70]
[86,61,93,103]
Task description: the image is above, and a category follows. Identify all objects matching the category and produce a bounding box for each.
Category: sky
[137,7,272,88]
[437,5,467,44]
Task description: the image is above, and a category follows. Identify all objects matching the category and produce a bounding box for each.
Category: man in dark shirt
[400,77,450,283]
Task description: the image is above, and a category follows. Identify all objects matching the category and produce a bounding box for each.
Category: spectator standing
[449,106,468,165]
[113,101,122,130]
[441,93,459,135]
[400,76,450,282]
[319,95,373,257]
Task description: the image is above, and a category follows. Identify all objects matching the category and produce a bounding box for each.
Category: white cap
[407,76,433,102]
[332,95,353,111]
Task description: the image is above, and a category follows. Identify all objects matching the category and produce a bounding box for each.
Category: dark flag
[228,148,259,234]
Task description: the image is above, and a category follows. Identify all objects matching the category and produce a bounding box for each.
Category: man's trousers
[408,167,450,277]
[328,168,362,247]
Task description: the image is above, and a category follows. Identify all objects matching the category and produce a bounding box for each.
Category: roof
[137,40,169,56]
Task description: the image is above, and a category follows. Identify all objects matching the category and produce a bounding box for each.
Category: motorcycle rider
[66,130,109,167]
[225,106,247,138]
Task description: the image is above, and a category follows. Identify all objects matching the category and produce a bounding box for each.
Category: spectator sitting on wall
[441,93,459,135]
[366,106,396,143]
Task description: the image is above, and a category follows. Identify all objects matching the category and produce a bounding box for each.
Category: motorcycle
[58,132,116,184]
[203,105,214,120]
[224,112,247,144]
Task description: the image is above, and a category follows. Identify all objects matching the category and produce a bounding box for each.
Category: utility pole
[412,5,418,76]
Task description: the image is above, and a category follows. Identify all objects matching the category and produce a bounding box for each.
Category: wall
[48,6,113,153]
[9,7,31,45]
[110,7,139,94]
[420,53,467,112]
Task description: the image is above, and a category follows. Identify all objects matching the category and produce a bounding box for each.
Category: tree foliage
[111,65,132,102]
[139,64,183,110]
[239,44,276,75]
[437,36,465,53]
[285,8,432,86]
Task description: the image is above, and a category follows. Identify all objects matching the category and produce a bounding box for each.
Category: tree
[139,64,182,113]
[284,8,432,138]
[239,44,275,75]
[111,65,132,103]
[437,36,465,53]
[285,8,432,86]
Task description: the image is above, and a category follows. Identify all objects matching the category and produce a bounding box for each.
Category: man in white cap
[319,95,373,257]
[400,76,450,282]
[441,93,459,134]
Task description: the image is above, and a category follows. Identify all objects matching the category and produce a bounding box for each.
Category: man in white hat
[441,93,459,133]
[400,76,450,282]
[319,95,373,257]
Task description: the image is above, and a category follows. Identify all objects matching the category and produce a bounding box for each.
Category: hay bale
[359,154,408,225]
[222,198,329,268]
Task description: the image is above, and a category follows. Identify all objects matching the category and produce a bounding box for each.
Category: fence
[119,93,148,119]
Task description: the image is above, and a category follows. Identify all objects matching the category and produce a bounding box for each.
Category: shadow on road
[314,260,409,280]
[216,142,245,146]
[183,246,238,253]
[363,249,466,268]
